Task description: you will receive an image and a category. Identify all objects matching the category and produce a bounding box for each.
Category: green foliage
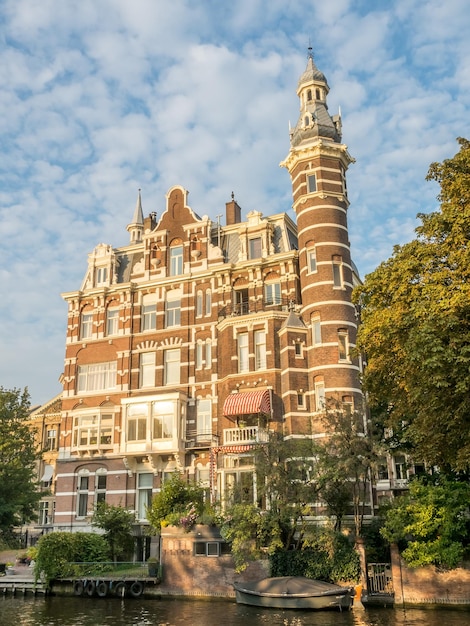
[146,473,205,532]
[354,138,470,471]
[271,529,360,583]
[92,502,135,562]
[35,532,109,586]
[315,408,379,536]
[381,478,470,569]
[0,387,43,541]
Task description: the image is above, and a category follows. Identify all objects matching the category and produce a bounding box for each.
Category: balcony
[218,297,296,320]
[185,433,220,450]
[223,426,269,446]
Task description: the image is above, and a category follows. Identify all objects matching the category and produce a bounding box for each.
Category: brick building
[46,51,366,551]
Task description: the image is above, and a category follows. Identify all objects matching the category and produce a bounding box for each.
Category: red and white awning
[223,389,271,417]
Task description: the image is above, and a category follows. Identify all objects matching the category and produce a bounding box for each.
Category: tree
[92,502,135,562]
[315,408,379,536]
[380,478,470,569]
[0,387,43,543]
[354,138,470,472]
[220,434,321,571]
[146,473,205,532]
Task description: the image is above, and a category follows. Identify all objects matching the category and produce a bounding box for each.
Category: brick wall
[390,544,470,606]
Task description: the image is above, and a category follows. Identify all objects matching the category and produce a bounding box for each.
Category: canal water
[0,596,469,626]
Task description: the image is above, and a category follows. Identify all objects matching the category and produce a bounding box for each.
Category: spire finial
[308,39,313,60]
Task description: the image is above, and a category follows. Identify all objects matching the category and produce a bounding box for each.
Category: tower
[280,49,363,428]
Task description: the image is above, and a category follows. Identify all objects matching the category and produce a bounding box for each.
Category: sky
[1,0,469,406]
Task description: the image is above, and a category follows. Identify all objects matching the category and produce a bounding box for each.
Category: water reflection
[0,597,469,626]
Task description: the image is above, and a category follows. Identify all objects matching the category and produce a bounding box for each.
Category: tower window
[304,116,310,127]
[312,315,322,345]
[338,331,349,361]
[307,174,317,193]
[316,88,321,100]
[307,89,312,101]
[308,247,317,273]
[332,258,344,288]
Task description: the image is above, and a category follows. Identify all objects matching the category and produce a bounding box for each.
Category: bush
[270,529,360,583]
[35,532,109,586]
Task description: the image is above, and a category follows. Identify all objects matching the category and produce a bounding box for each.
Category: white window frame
[314,382,326,411]
[165,298,181,327]
[254,330,266,370]
[77,473,89,518]
[77,362,117,393]
[197,399,212,440]
[338,331,349,361]
[196,290,203,317]
[95,471,107,505]
[170,245,183,276]
[205,339,212,369]
[142,304,156,331]
[238,332,249,373]
[164,348,181,385]
[140,351,155,388]
[205,290,212,316]
[95,266,108,286]
[308,248,317,273]
[152,400,174,439]
[80,312,93,339]
[333,259,344,288]
[72,413,113,449]
[312,316,322,345]
[137,472,153,521]
[127,403,148,442]
[265,282,281,306]
[106,308,119,336]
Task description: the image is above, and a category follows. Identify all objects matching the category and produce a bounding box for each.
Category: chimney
[225,192,241,225]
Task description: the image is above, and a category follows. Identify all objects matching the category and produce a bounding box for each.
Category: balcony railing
[223,426,269,446]
[218,297,296,320]
[185,433,220,450]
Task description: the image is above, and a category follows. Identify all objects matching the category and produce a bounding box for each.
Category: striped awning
[223,389,271,417]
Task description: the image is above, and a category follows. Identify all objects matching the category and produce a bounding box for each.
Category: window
[307,89,312,101]
[46,428,57,450]
[249,237,262,259]
[197,399,212,440]
[142,304,156,331]
[196,342,203,369]
[338,332,348,361]
[164,349,181,385]
[308,247,317,273]
[394,456,407,481]
[77,474,89,518]
[95,473,107,504]
[194,542,220,557]
[140,352,155,388]
[254,330,266,370]
[165,298,181,327]
[38,501,52,526]
[137,473,153,520]
[316,88,321,100]
[314,382,326,411]
[294,342,302,357]
[205,290,211,316]
[333,258,343,288]
[77,362,117,392]
[205,340,212,368]
[238,333,249,373]
[170,245,183,275]
[234,289,248,315]
[73,413,113,448]
[265,282,281,306]
[152,400,173,439]
[95,266,108,286]
[106,308,119,335]
[196,291,203,317]
[342,395,353,415]
[307,174,317,193]
[127,403,148,441]
[297,393,305,408]
[80,312,93,339]
[312,316,322,345]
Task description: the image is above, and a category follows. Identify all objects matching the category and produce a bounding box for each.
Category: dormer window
[95,266,108,286]
[304,116,310,127]
[249,237,262,259]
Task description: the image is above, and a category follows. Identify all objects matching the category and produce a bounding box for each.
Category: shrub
[35,532,109,586]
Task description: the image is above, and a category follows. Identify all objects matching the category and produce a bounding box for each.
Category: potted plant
[147,557,159,578]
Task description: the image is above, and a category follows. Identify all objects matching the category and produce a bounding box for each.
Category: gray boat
[233,576,355,610]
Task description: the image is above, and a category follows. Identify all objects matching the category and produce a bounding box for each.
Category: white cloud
[0,0,468,403]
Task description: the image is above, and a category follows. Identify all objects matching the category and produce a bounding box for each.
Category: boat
[233,576,355,610]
